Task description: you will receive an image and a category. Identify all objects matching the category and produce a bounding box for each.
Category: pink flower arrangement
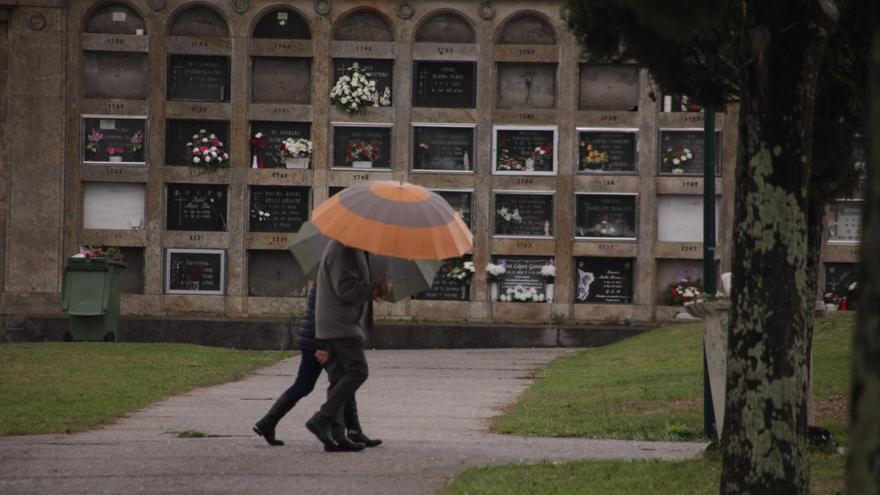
[106,146,125,156]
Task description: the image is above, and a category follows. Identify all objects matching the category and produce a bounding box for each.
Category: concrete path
[0,349,706,494]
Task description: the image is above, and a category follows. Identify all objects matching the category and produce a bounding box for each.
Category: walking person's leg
[306,337,368,451]
[254,350,323,446]
[343,398,382,447]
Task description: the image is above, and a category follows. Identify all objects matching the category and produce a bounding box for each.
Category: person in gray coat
[305,239,390,452]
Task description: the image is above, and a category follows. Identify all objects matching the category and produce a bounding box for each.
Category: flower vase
[109,156,123,162]
[352,160,373,169]
[285,157,310,169]
[545,283,554,303]
[490,282,498,302]
[824,303,838,312]
[461,284,469,301]
[251,155,259,169]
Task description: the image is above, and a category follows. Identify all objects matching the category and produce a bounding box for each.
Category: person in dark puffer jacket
[253,285,381,448]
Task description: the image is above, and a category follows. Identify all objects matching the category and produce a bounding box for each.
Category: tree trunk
[721,2,834,493]
[846,14,880,493]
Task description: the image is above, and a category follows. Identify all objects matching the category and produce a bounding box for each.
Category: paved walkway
[0,349,706,494]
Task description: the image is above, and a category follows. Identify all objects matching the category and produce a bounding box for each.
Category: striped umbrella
[310,180,473,260]
[288,221,442,302]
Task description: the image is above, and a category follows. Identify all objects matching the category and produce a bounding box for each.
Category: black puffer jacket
[296,286,325,351]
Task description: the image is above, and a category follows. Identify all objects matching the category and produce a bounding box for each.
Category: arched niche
[252,8,311,39]
[333,9,393,42]
[168,5,229,37]
[414,11,474,43]
[497,13,557,45]
[85,3,146,35]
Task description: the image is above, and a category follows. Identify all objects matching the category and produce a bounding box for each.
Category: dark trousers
[258,348,361,431]
[318,337,368,432]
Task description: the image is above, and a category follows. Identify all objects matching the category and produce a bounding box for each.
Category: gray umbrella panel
[290,221,442,302]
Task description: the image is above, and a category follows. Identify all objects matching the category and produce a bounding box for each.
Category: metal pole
[703,106,717,441]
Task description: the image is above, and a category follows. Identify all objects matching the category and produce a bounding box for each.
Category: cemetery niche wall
[0,0,757,327]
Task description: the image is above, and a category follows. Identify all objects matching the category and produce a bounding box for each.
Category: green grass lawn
[0,342,293,435]
[446,314,854,494]
[492,314,853,441]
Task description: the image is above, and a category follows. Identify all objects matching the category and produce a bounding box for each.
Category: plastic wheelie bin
[61,257,127,341]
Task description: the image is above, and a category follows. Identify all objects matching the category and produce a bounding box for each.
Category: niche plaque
[82,116,147,165]
[433,190,473,229]
[248,250,307,297]
[493,255,553,302]
[575,194,637,240]
[82,182,146,230]
[166,120,229,166]
[166,184,228,231]
[415,256,472,301]
[824,263,858,299]
[249,186,310,233]
[496,63,556,109]
[251,57,311,104]
[578,64,639,111]
[167,55,231,102]
[165,248,225,295]
[656,196,720,242]
[659,130,722,176]
[332,125,392,169]
[333,59,394,106]
[577,129,637,173]
[413,61,476,108]
[84,51,148,100]
[575,257,634,304]
[827,201,862,243]
[494,193,554,237]
[413,126,474,172]
[494,126,557,174]
[250,121,310,169]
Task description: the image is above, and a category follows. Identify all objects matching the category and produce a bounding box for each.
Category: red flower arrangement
[106,146,125,156]
[344,140,380,162]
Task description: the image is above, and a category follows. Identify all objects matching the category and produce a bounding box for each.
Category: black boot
[253,421,284,446]
[305,415,339,451]
[343,399,382,447]
[347,430,382,447]
[333,434,366,452]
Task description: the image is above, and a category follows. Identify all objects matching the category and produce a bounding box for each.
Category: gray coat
[314,240,374,340]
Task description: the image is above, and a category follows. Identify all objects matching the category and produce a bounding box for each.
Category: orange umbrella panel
[311,181,473,260]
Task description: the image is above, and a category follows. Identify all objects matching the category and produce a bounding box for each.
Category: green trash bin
[61,257,127,342]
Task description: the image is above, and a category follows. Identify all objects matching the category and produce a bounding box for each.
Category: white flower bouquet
[184,129,229,169]
[499,286,545,303]
[496,207,522,223]
[280,138,313,158]
[447,260,475,282]
[330,63,377,114]
[540,262,556,282]
[662,146,693,174]
[485,262,506,283]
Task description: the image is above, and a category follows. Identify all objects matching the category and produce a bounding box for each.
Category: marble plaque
[249,186,310,233]
[413,126,474,171]
[493,255,553,302]
[167,55,231,102]
[84,51,148,100]
[827,201,862,243]
[494,193,554,237]
[333,59,394,107]
[496,63,556,109]
[82,116,147,164]
[82,182,146,230]
[577,129,637,173]
[578,64,639,111]
[413,61,476,108]
[432,190,473,229]
[251,57,311,104]
[332,125,392,169]
[824,263,858,298]
[575,257,634,304]
[166,184,228,231]
[659,130,722,176]
[165,120,229,166]
[575,194,637,240]
[657,196,720,242]
[165,248,226,295]
[250,121,310,169]
[248,250,307,297]
[494,126,557,174]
